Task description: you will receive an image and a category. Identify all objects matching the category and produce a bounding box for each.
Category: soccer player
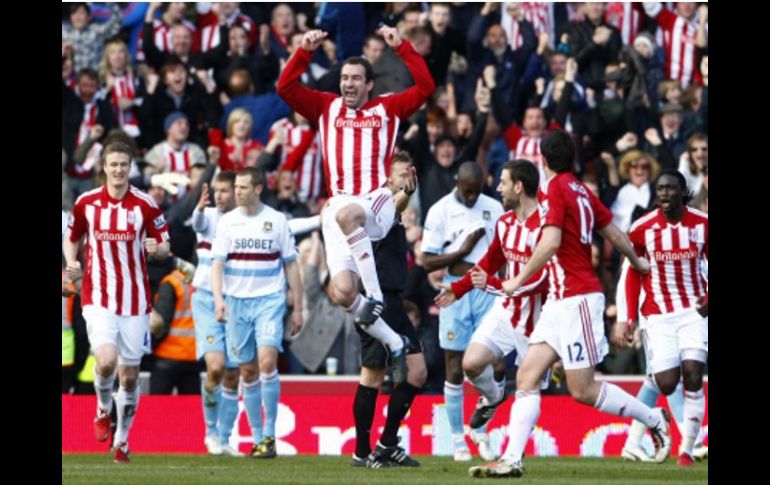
[351,151,428,468]
[614,259,708,463]
[614,169,708,467]
[190,171,243,456]
[64,141,171,463]
[210,167,303,458]
[435,160,548,468]
[277,26,435,384]
[421,162,504,461]
[472,130,671,478]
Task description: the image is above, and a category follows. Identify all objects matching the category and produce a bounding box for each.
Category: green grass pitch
[62,454,708,484]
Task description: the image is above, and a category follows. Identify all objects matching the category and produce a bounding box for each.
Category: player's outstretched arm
[598,223,650,274]
[277,29,331,124]
[503,226,561,295]
[380,25,435,118]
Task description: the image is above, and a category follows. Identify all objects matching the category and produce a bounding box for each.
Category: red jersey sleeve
[68,199,88,242]
[450,222,507,299]
[277,48,336,128]
[380,41,435,120]
[145,204,170,242]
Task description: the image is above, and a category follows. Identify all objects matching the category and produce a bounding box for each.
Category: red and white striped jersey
[539,172,613,299]
[163,143,192,174]
[451,209,548,336]
[197,10,257,52]
[273,120,324,202]
[605,2,644,45]
[645,3,700,87]
[502,122,561,188]
[77,101,98,149]
[108,73,140,137]
[136,18,198,62]
[625,207,708,319]
[277,40,434,197]
[502,2,553,49]
[67,185,170,316]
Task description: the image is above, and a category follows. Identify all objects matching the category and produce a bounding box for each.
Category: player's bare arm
[598,223,650,274]
[211,259,228,322]
[63,237,83,281]
[503,225,561,295]
[422,228,486,272]
[301,29,328,52]
[377,25,402,48]
[284,260,304,336]
[392,166,417,214]
[145,238,170,260]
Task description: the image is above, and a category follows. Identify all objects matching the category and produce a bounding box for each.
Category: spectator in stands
[221,69,291,145]
[678,133,707,195]
[610,149,661,233]
[145,111,207,175]
[62,2,122,72]
[569,2,622,91]
[99,39,144,140]
[137,2,197,68]
[209,109,264,172]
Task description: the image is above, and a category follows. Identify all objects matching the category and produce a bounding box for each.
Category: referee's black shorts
[356,291,423,370]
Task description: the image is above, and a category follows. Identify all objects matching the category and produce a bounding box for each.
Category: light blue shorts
[192,288,237,368]
[225,291,285,365]
[439,274,496,351]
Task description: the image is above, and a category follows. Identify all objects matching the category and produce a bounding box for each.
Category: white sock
[468,365,502,404]
[595,382,660,428]
[681,389,705,456]
[113,386,140,445]
[345,294,403,351]
[345,228,383,301]
[624,419,647,449]
[94,368,116,413]
[501,390,541,463]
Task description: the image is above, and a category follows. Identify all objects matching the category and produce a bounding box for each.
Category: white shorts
[83,305,151,367]
[470,297,538,365]
[529,292,608,370]
[321,189,396,277]
[642,308,708,374]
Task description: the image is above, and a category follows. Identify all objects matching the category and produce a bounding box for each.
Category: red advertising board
[62,379,707,456]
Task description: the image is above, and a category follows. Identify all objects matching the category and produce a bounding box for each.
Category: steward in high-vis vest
[150,268,202,394]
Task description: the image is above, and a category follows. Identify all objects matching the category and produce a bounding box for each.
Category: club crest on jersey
[154,215,166,229]
[263,221,273,233]
[483,210,491,220]
[689,226,704,243]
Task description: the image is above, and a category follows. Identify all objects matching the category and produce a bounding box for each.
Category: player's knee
[335,206,364,233]
[207,365,224,384]
[96,362,117,378]
[408,358,428,387]
[258,355,277,374]
[222,369,240,389]
[656,377,679,395]
[462,355,485,378]
[567,382,594,405]
[682,372,703,392]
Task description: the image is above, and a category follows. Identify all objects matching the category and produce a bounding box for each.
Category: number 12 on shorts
[566,342,585,363]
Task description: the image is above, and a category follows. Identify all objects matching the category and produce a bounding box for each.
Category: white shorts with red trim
[529,292,608,370]
[641,308,708,374]
[83,304,151,367]
[321,188,396,277]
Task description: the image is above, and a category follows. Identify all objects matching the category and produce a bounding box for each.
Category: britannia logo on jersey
[483,210,491,220]
[264,221,273,233]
